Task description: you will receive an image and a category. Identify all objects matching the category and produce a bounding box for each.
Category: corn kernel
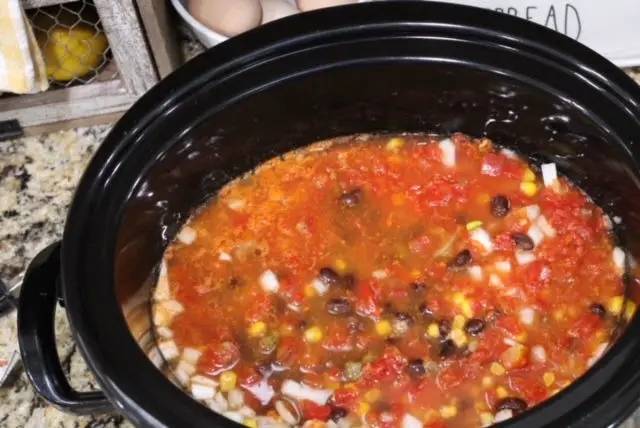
[461,300,474,318]
[625,300,637,321]
[466,220,483,231]
[452,292,465,304]
[450,329,468,347]
[427,323,440,338]
[439,405,458,419]
[520,181,538,197]
[516,332,528,343]
[496,386,508,398]
[411,269,422,279]
[358,402,371,415]
[248,321,267,337]
[335,259,347,274]
[453,315,466,330]
[544,372,556,387]
[490,362,506,376]
[304,283,317,298]
[523,168,536,182]
[386,137,405,152]
[325,380,341,391]
[375,320,393,337]
[304,326,323,343]
[553,310,565,321]
[244,419,258,428]
[608,296,624,316]
[482,376,494,388]
[220,371,237,392]
[480,412,494,426]
[364,389,381,403]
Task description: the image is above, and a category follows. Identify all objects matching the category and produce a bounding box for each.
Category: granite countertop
[0,40,639,428]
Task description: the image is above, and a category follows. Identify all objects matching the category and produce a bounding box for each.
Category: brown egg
[261,0,300,24]
[297,0,358,11]
[189,0,262,37]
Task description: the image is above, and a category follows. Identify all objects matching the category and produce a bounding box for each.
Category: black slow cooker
[16,1,640,427]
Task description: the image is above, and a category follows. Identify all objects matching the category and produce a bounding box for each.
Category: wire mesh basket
[28,0,117,88]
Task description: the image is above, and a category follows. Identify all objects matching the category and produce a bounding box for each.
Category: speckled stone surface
[0,39,639,427]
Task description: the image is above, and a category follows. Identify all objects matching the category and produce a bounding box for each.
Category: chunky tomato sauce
[152,134,630,428]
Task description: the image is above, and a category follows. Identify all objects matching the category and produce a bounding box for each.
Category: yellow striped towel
[0,0,48,94]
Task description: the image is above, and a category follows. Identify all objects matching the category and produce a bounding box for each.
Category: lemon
[36,25,108,82]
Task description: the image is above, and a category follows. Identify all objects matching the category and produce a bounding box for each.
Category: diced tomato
[246,293,275,323]
[302,401,332,421]
[333,387,359,411]
[198,341,240,375]
[437,366,465,390]
[569,314,602,338]
[324,324,353,352]
[236,365,262,386]
[275,337,300,368]
[510,375,549,405]
[481,153,505,176]
[426,421,447,428]
[278,278,305,308]
[363,347,407,386]
[496,315,526,338]
[356,281,382,318]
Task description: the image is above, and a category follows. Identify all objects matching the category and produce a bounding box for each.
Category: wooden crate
[0,0,181,135]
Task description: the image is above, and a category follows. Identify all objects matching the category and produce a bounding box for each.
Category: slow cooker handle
[17,242,113,415]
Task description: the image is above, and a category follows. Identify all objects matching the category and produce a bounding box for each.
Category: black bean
[346,316,364,333]
[418,303,434,317]
[448,249,472,271]
[438,319,452,337]
[330,407,348,422]
[407,358,426,378]
[327,298,353,315]
[319,267,342,287]
[491,195,511,217]
[590,303,607,318]
[495,397,528,415]
[439,339,457,359]
[465,319,486,336]
[339,188,362,207]
[229,277,241,288]
[512,233,535,251]
[297,320,309,331]
[410,282,427,294]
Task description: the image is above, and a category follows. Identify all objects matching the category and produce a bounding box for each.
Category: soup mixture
[150,134,632,428]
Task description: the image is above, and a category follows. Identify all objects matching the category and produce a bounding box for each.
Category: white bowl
[171,0,373,48]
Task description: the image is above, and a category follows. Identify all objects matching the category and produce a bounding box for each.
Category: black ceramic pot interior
[63,2,640,427]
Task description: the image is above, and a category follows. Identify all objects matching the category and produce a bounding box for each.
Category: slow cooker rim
[60,2,640,427]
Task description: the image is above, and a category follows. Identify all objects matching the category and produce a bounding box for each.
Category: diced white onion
[537,215,556,238]
[588,342,609,367]
[468,266,483,281]
[525,205,541,221]
[147,347,163,368]
[613,216,622,224]
[228,388,245,409]
[176,360,196,377]
[489,274,503,287]
[214,391,229,412]
[223,411,244,423]
[228,199,246,211]
[527,224,545,247]
[372,269,388,279]
[238,407,256,417]
[495,260,512,272]
[402,413,424,428]
[540,266,551,280]
[531,345,547,363]
[503,337,518,347]
[182,348,202,365]
[259,270,280,293]
[602,215,613,230]
[162,300,185,316]
[439,138,456,167]
[519,307,535,325]
[312,278,329,295]
[177,226,197,245]
[158,340,180,361]
[494,409,514,422]
[245,379,276,406]
[275,400,300,425]
[174,366,191,386]
[154,261,170,301]
[541,163,558,188]
[191,375,218,387]
[516,251,536,265]
[219,251,233,262]
[501,148,518,159]
[470,228,494,253]
[613,247,626,272]
[281,380,333,406]
[191,383,216,400]
[156,326,173,339]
